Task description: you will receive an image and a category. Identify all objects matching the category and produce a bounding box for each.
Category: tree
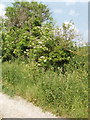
[2,1,53,61]
[5,1,52,29]
[2,1,80,73]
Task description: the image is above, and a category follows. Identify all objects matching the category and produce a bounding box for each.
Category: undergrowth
[2,59,88,118]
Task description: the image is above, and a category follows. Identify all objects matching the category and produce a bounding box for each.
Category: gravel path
[0,93,57,118]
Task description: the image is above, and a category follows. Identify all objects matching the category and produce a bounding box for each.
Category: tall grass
[2,59,88,118]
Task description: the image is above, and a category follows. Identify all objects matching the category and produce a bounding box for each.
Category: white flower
[64,21,69,24]
[64,21,74,29]
[44,59,47,62]
[40,56,44,58]
[64,21,70,27]
[38,41,42,44]
[26,49,29,51]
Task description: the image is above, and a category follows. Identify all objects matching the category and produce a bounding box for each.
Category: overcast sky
[0,0,88,43]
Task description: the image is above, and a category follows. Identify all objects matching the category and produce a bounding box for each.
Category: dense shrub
[1,1,80,71]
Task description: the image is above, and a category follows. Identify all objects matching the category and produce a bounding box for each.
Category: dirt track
[0,93,57,118]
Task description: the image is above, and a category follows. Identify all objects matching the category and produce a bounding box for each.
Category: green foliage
[1,1,88,118]
[2,1,52,60]
[2,58,88,117]
[64,46,88,73]
[2,1,81,72]
[5,1,51,28]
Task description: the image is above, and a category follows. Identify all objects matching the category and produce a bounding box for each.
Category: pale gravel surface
[0,93,57,118]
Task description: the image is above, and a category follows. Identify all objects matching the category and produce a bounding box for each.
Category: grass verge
[2,60,88,118]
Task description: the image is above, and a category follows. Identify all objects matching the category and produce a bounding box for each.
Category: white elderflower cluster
[64,21,79,34]
[54,21,79,40]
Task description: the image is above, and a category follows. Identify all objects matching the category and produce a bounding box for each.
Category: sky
[0,0,88,44]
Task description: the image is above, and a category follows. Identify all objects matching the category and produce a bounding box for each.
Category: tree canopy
[5,1,52,28]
